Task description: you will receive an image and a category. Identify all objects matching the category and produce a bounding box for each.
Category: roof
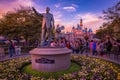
[88,29,93,32]
[76,24,82,30]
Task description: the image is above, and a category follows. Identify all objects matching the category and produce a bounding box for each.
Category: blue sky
[0,0,119,32]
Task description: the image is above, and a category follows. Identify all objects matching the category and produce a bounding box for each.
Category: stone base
[29,47,72,72]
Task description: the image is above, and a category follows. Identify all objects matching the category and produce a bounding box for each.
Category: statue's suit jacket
[42,13,54,29]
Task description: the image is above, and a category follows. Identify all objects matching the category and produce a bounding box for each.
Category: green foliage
[22,62,80,79]
[0,6,42,43]
[96,1,120,39]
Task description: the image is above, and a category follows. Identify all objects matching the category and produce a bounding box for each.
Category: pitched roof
[76,24,82,30]
[88,29,93,32]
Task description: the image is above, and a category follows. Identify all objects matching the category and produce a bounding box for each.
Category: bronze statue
[32,7,54,46]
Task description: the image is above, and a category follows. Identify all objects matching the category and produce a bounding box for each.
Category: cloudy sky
[0,0,119,32]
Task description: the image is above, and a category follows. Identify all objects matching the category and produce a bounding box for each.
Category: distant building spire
[80,19,83,27]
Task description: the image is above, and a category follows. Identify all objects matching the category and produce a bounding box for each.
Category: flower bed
[22,62,80,79]
[0,56,119,80]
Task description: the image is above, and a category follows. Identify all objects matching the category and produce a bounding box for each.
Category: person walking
[99,41,105,56]
[79,41,83,54]
[112,42,119,60]
[89,40,93,54]
[92,40,97,56]
[8,40,15,57]
[106,39,112,58]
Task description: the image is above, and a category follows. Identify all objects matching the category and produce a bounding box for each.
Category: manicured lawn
[22,62,80,79]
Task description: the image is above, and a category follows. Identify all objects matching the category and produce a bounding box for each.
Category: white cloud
[0,14,2,18]
[0,0,35,15]
[13,0,35,7]
[53,11,63,26]
[75,13,101,23]
[72,4,79,8]
[0,0,45,18]
[55,3,60,8]
[53,11,62,18]
[63,6,76,12]
[62,4,78,12]
[0,2,13,14]
[74,13,104,32]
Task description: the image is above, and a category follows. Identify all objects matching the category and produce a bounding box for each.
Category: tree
[96,1,120,39]
[0,6,42,45]
[95,27,107,39]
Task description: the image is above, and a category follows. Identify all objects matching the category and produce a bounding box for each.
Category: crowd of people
[7,39,21,57]
[0,39,22,58]
[50,37,120,60]
[0,36,120,61]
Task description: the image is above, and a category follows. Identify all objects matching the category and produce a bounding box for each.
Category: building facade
[65,19,93,40]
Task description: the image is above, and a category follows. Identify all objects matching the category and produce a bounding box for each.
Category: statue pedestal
[29,47,72,72]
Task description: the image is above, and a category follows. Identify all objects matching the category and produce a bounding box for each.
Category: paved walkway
[0,52,120,65]
[0,53,30,62]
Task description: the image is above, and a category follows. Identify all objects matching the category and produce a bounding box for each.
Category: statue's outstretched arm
[32,7,43,17]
